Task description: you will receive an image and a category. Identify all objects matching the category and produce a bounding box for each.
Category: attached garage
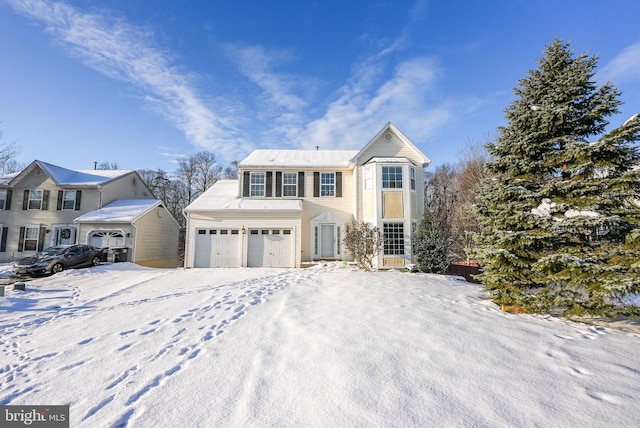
[194,228,242,267]
[247,228,293,267]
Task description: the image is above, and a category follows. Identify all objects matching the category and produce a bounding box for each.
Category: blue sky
[1,0,639,172]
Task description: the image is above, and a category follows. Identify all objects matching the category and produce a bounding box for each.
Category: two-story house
[183,123,430,268]
[0,160,180,267]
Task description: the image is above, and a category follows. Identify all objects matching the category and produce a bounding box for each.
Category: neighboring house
[184,123,431,268]
[0,160,180,268]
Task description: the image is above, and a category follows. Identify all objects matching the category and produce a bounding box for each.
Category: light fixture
[241,226,246,234]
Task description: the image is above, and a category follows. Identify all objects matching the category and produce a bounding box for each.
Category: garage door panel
[248,229,293,267]
[194,228,241,267]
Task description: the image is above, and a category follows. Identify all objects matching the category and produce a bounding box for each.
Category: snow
[36,161,133,185]
[184,180,302,212]
[1,262,639,427]
[531,198,600,219]
[239,149,359,168]
[74,199,161,223]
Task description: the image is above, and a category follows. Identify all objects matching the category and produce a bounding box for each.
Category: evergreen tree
[473,38,640,315]
[413,210,450,274]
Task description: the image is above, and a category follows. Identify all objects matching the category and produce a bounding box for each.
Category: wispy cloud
[6,0,242,160]
[224,43,311,112]
[600,41,640,84]
[284,38,452,151]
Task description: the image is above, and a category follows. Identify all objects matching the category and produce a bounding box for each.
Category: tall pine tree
[473,39,640,315]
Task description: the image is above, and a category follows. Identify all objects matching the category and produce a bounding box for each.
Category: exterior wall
[131,206,180,268]
[184,211,302,268]
[98,173,154,206]
[0,170,102,260]
[298,169,355,262]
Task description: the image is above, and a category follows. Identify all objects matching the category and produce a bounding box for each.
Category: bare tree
[0,131,22,174]
[96,161,120,170]
[343,221,383,270]
[223,160,239,179]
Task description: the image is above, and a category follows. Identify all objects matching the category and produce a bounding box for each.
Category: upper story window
[250,172,265,197]
[382,166,403,188]
[62,190,77,210]
[410,167,416,190]
[0,190,6,210]
[283,172,297,197]
[320,172,335,197]
[28,190,43,210]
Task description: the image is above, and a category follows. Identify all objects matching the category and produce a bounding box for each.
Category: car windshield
[38,247,68,257]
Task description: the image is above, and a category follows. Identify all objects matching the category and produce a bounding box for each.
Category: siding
[131,206,180,267]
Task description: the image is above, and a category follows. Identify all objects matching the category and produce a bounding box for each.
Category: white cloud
[6,0,242,160]
[600,41,640,83]
[224,43,310,112]
[290,55,453,150]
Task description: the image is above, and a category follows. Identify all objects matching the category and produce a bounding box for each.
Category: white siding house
[183,123,431,268]
[0,160,180,268]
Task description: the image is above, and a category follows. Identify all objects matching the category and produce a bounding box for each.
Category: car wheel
[52,263,64,274]
[91,256,101,266]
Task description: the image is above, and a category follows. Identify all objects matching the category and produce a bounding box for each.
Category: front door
[53,226,77,246]
[321,225,335,258]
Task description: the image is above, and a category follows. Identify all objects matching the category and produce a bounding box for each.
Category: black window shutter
[298,172,304,197]
[266,172,273,197]
[336,172,342,198]
[22,190,29,210]
[57,191,64,210]
[38,227,46,251]
[18,227,25,251]
[75,191,82,210]
[0,227,7,252]
[313,172,320,197]
[243,171,250,197]
[42,190,50,210]
[5,190,11,210]
[275,172,282,197]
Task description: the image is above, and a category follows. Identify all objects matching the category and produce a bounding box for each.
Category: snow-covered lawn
[1,262,638,427]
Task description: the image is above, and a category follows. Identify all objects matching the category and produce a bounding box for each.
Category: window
[0,190,6,210]
[410,167,416,190]
[23,227,40,251]
[320,173,335,196]
[382,166,403,189]
[250,172,265,197]
[383,223,404,255]
[62,190,77,210]
[283,172,297,196]
[198,230,206,235]
[28,190,43,210]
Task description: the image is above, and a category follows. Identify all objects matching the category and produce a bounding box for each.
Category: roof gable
[352,123,431,167]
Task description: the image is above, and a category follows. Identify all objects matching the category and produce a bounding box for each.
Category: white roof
[7,160,134,187]
[239,150,358,169]
[184,180,302,213]
[75,199,161,223]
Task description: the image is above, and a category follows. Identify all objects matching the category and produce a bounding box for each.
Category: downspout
[131,222,138,263]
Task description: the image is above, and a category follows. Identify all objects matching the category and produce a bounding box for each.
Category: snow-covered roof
[184,180,302,213]
[8,160,135,187]
[0,172,19,186]
[239,150,358,169]
[75,199,161,223]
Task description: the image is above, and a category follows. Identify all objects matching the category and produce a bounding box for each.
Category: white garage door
[247,229,293,267]
[194,228,241,267]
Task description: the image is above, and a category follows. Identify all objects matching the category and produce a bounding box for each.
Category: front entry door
[53,226,77,246]
[321,225,335,258]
